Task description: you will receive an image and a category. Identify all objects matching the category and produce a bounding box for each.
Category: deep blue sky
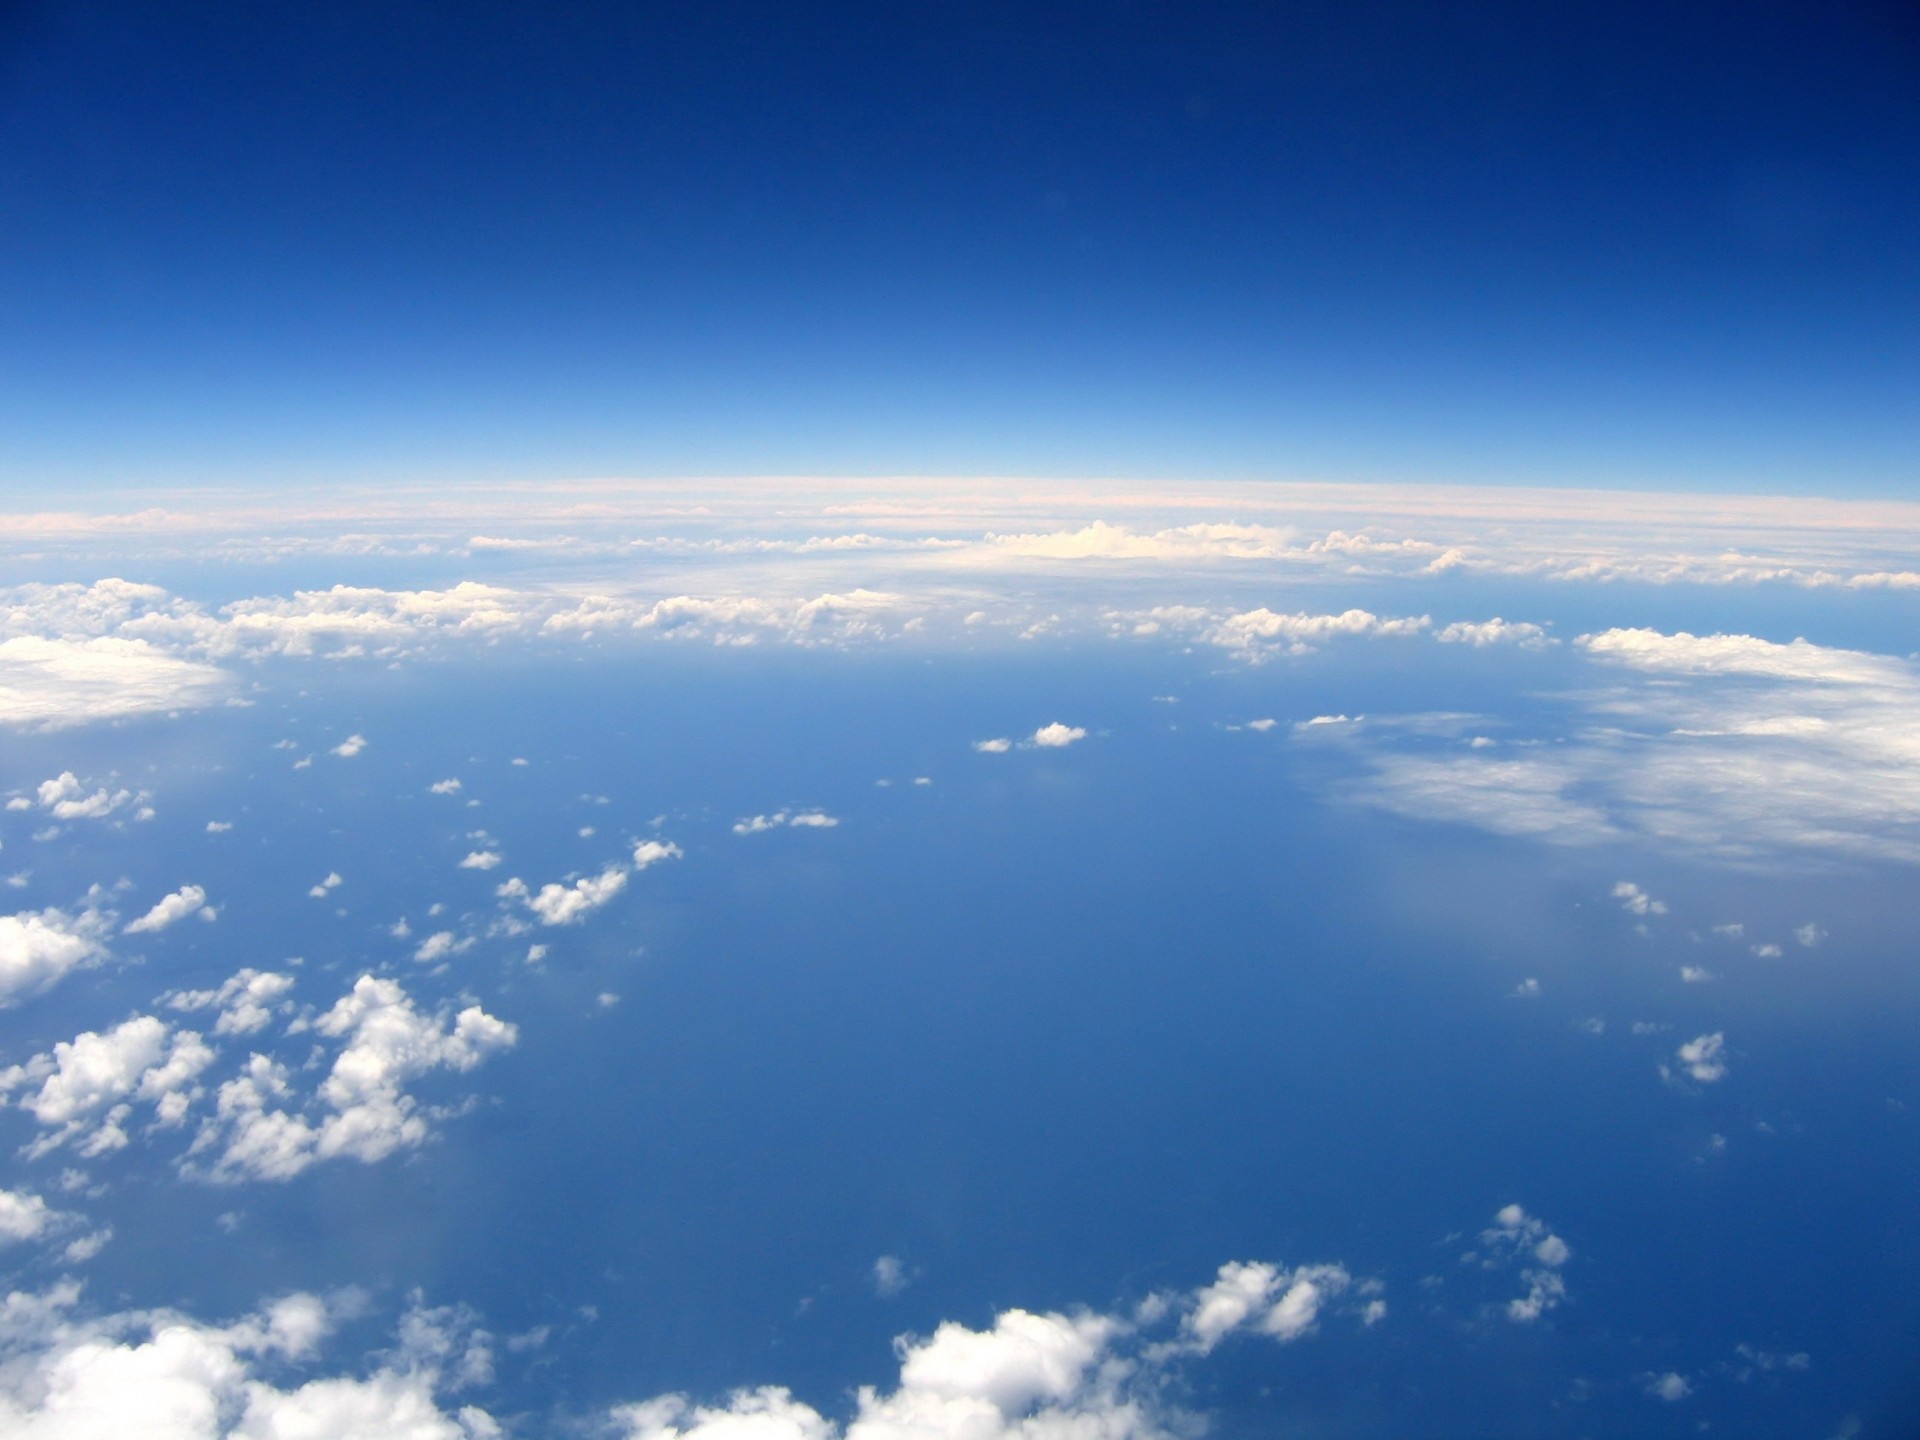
[2,1,1916,493]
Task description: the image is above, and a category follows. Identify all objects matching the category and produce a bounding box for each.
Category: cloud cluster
[732,811,839,835]
[0,1014,213,1158]
[195,975,517,1181]
[1479,1204,1572,1323]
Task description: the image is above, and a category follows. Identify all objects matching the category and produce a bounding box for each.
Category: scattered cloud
[166,969,296,1036]
[972,738,1011,753]
[1480,1205,1572,1323]
[331,733,367,758]
[0,896,114,1005]
[1613,882,1667,917]
[1029,722,1086,748]
[124,884,214,934]
[499,867,628,925]
[1671,1032,1729,1084]
[459,851,502,870]
[430,778,463,794]
[871,1255,913,1298]
[733,811,840,834]
[632,840,683,870]
[309,872,343,898]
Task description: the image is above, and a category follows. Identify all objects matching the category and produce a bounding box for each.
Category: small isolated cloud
[1647,1372,1692,1402]
[1179,1260,1356,1353]
[459,850,502,870]
[1679,965,1714,984]
[872,1255,913,1298]
[733,810,840,834]
[331,734,367,758]
[1482,1204,1572,1323]
[308,872,343,898]
[0,898,113,1006]
[973,737,1012,753]
[1673,1032,1728,1083]
[1436,618,1553,648]
[123,884,214,935]
[1752,942,1783,958]
[1030,722,1086,748]
[1513,978,1542,998]
[1794,923,1826,948]
[429,778,462,794]
[499,866,628,925]
[206,820,232,833]
[1613,882,1667,917]
[413,931,464,963]
[632,840,683,870]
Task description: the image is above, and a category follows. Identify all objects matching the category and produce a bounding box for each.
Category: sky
[3,6,1920,1440]
[2,0,1918,493]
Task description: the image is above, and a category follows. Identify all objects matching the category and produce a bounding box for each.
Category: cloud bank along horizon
[0,478,1915,1437]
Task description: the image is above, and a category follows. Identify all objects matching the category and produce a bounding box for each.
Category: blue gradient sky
[2,1,1916,493]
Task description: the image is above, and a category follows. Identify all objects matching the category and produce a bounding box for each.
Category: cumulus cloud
[972,738,1012,754]
[1671,1032,1729,1084]
[1179,1260,1355,1353]
[309,872,343,898]
[124,885,215,935]
[1479,1205,1572,1323]
[871,1256,912,1298]
[197,974,517,1181]
[32,772,135,820]
[0,1015,214,1157]
[632,840,683,870]
[459,851,502,870]
[331,734,367,758]
[0,1188,63,1247]
[0,897,114,1005]
[430,778,463,795]
[1029,722,1086,749]
[498,867,627,925]
[166,970,295,1036]
[1436,618,1553,648]
[0,1286,502,1439]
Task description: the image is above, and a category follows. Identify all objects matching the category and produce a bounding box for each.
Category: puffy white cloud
[125,885,214,935]
[33,772,135,821]
[632,840,684,870]
[871,1256,911,1298]
[1029,723,1086,749]
[0,1188,63,1246]
[1673,1032,1728,1083]
[1647,1371,1692,1402]
[197,975,517,1182]
[458,851,502,870]
[0,899,113,1005]
[166,970,295,1037]
[0,1015,214,1156]
[0,1287,502,1440]
[498,867,627,925]
[1180,1261,1354,1352]
[1207,607,1430,660]
[430,779,463,795]
[1794,923,1826,948]
[787,811,838,829]
[308,872,343,898]
[972,738,1012,754]
[413,931,462,963]
[331,734,367,758]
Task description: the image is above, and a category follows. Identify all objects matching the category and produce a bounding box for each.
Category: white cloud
[1436,618,1553,648]
[1612,882,1667,917]
[972,738,1011,754]
[413,931,463,963]
[499,867,628,925]
[1513,978,1542,998]
[206,820,232,833]
[1480,1205,1572,1323]
[1794,923,1826,948]
[309,872,343,898]
[33,772,134,820]
[0,1188,63,1246]
[166,970,295,1036]
[733,811,840,835]
[871,1256,911,1298]
[1180,1260,1354,1352]
[124,885,214,935]
[0,1015,213,1157]
[632,840,684,870]
[459,851,502,870]
[430,778,463,795]
[0,635,229,729]
[331,734,367,758]
[198,974,517,1181]
[1648,1371,1692,1402]
[1673,1032,1728,1083]
[1029,722,1086,749]
[1679,965,1714,984]
[0,1287,502,1440]
[0,899,113,1005]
